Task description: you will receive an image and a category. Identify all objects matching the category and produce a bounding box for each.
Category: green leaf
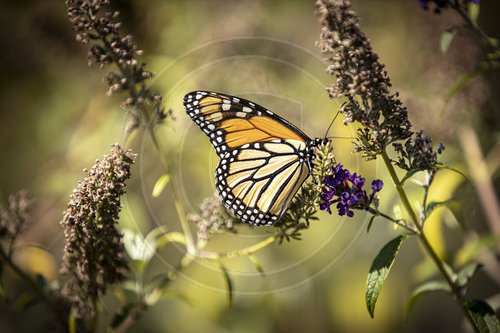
[13,291,37,310]
[467,300,500,333]
[400,169,424,186]
[145,288,190,306]
[424,199,464,227]
[443,199,464,228]
[218,262,233,308]
[152,174,170,197]
[441,26,460,53]
[366,234,409,318]
[248,254,265,276]
[367,216,376,233]
[468,2,480,24]
[68,307,77,333]
[110,302,144,329]
[442,260,458,283]
[454,235,500,267]
[128,260,147,275]
[124,127,138,150]
[406,280,451,317]
[443,70,482,109]
[433,164,470,183]
[156,231,186,248]
[123,226,168,263]
[457,261,482,288]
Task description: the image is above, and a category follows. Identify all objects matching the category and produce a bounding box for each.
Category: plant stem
[112,303,148,333]
[380,150,479,332]
[364,206,418,234]
[381,151,419,224]
[0,245,67,328]
[142,111,196,256]
[452,1,495,50]
[197,236,277,259]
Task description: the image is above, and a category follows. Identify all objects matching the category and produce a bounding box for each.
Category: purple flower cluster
[319,164,383,217]
[419,0,480,13]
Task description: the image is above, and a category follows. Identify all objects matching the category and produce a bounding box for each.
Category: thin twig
[365,206,418,234]
[197,236,277,259]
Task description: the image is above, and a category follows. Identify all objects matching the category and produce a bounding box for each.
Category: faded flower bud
[393,131,444,171]
[188,193,236,242]
[60,144,136,317]
[0,190,33,247]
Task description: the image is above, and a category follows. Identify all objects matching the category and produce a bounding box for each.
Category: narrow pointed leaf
[367,216,376,233]
[406,280,451,317]
[248,254,265,276]
[454,235,500,266]
[152,174,170,197]
[13,291,37,310]
[457,261,482,288]
[424,199,464,227]
[145,288,191,306]
[441,26,460,53]
[467,300,500,333]
[156,231,186,248]
[401,169,423,186]
[468,2,480,23]
[366,234,409,317]
[68,307,77,333]
[218,262,233,308]
[434,164,470,183]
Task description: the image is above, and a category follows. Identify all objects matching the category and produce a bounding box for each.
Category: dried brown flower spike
[60,144,135,317]
[0,190,33,251]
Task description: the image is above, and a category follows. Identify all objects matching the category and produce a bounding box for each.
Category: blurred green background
[0,0,499,332]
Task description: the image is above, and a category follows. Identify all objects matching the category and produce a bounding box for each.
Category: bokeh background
[0,0,499,332]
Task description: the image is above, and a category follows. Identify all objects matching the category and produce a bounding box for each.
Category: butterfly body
[184,91,326,226]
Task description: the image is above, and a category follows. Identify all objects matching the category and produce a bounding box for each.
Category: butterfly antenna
[324,103,345,138]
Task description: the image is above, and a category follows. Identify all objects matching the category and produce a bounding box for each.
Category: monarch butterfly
[184,91,328,226]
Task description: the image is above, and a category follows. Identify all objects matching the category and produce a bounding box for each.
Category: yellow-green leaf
[218,262,233,308]
[441,26,460,53]
[68,306,77,333]
[468,2,480,24]
[152,174,170,197]
[406,280,451,317]
[248,254,265,276]
[156,231,186,248]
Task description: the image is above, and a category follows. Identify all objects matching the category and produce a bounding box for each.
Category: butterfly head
[307,138,331,161]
